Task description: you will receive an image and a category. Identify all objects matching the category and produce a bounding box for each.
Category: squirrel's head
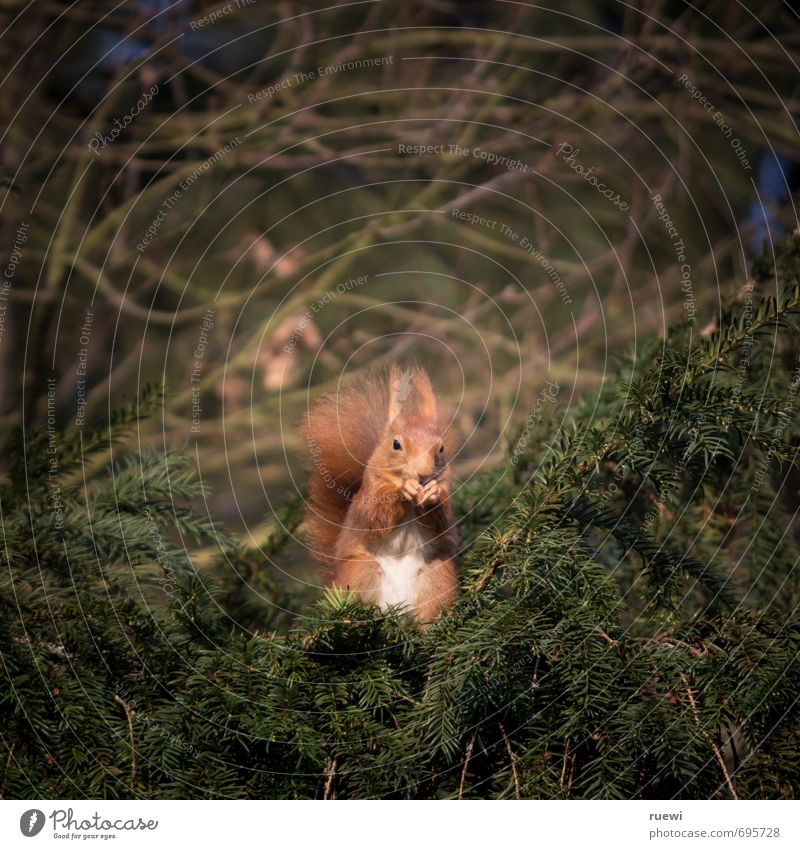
[369,365,449,484]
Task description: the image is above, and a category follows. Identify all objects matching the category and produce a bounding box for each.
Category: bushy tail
[301,372,389,574]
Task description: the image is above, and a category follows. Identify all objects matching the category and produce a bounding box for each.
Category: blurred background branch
[1,0,798,560]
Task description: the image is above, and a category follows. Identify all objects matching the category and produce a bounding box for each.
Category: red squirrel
[302,365,459,623]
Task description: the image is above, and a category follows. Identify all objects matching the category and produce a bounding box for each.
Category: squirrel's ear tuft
[388,364,403,421]
[412,367,437,420]
[388,365,434,421]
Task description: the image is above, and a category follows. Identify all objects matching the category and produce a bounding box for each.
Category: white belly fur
[375,521,429,612]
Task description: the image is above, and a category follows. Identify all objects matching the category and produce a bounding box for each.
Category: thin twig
[679,673,738,799]
[114,694,136,790]
[499,723,521,799]
[458,733,477,799]
[323,757,337,800]
[560,738,570,792]
[594,627,619,646]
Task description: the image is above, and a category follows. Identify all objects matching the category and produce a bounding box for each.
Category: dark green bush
[2,238,799,799]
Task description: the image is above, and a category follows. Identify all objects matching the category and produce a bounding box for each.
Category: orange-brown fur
[302,366,458,624]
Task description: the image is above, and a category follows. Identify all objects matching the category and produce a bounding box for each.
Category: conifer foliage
[2,239,800,799]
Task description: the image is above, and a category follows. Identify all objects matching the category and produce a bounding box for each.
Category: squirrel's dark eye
[439,445,444,454]
[392,439,402,451]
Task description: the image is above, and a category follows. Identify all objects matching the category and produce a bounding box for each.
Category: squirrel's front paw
[400,478,422,501]
[416,479,441,506]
